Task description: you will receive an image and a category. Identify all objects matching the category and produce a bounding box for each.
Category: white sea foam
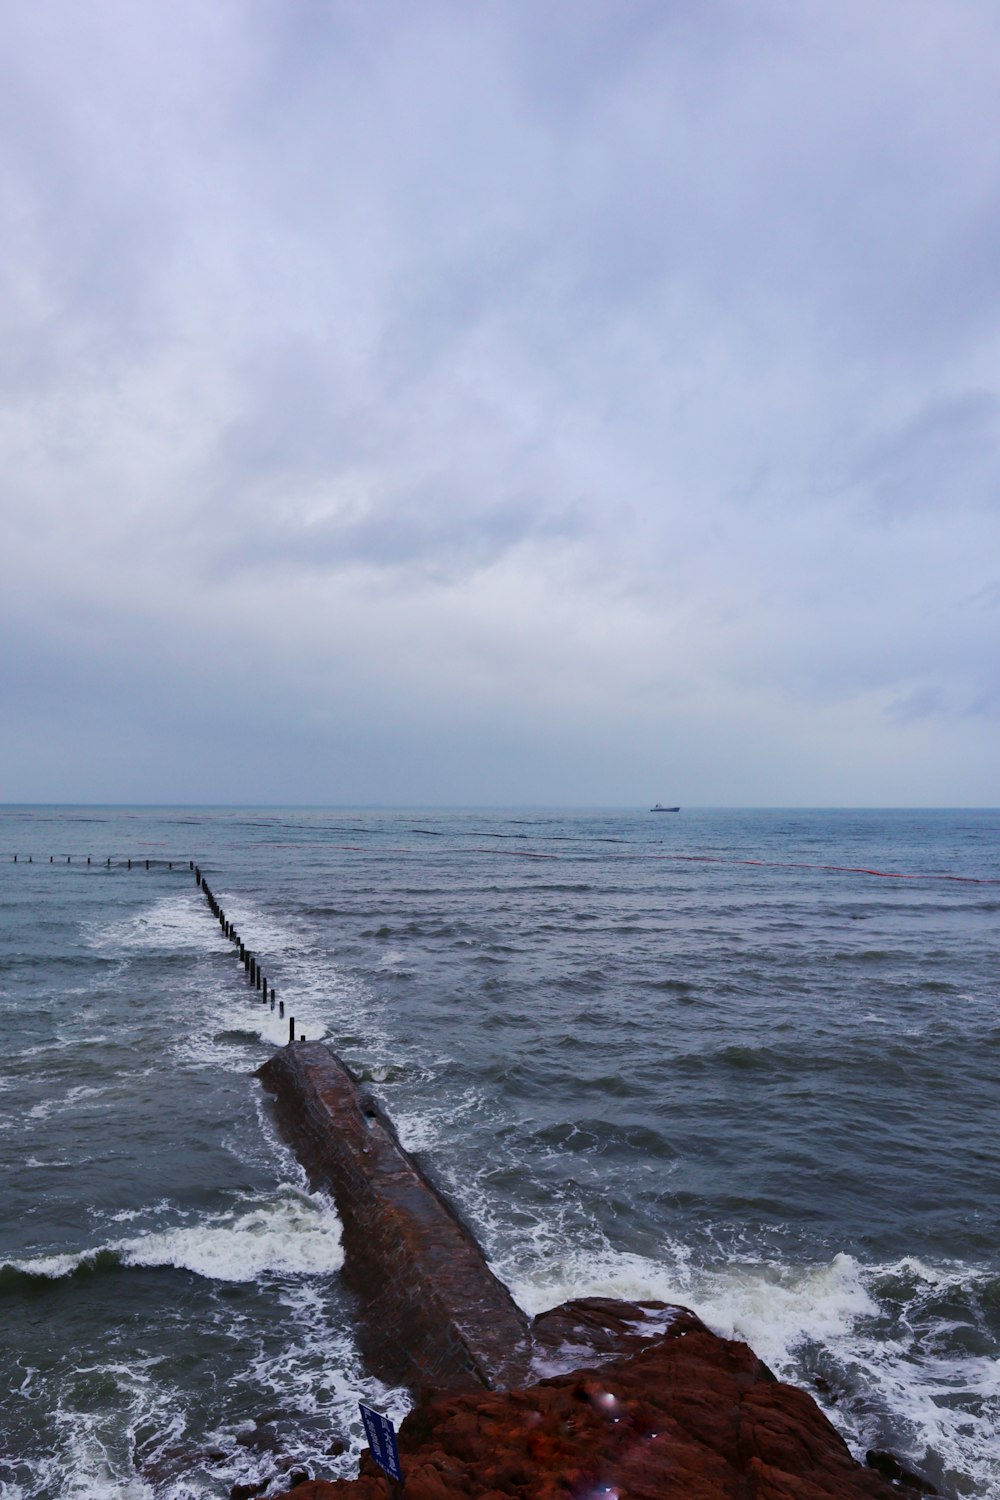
[120,1189,343,1281]
[99,1199,173,1226]
[11,1440,157,1500]
[243,1276,411,1472]
[86,894,229,955]
[690,1251,879,1366]
[1,1269,368,1500]
[393,1109,443,1154]
[8,1248,103,1279]
[212,893,306,959]
[3,1357,168,1500]
[158,891,347,1071]
[171,992,331,1073]
[8,1186,343,1284]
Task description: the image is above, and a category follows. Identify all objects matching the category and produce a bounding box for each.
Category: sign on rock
[359,1402,403,1483]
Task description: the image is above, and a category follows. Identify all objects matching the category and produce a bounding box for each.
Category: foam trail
[86,893,229,954]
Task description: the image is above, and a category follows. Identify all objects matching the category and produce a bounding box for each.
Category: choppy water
[1,806,998,1498]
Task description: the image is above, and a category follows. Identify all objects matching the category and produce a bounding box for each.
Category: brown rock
[275,1299,900,1499]
[256,1042,532,1394]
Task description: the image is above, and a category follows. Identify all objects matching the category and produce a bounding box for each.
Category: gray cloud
[845,391,999,517]
[1,0,998,803]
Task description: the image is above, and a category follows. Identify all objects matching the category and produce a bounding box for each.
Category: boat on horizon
[650,803,680,812]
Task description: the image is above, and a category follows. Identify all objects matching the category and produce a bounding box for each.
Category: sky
[1,0,998,806]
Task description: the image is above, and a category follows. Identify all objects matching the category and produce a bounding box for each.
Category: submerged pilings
[189,864,298,1030]
[256,1041,534,1395]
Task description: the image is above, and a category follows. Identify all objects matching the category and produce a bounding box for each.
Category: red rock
[277,1300,899,1499]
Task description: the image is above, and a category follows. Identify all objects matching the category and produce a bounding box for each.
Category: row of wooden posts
[11,855,177,868]
[193,863,302,1046]
[8,851,303,1046]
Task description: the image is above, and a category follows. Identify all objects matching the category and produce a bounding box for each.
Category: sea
[1,806,998,1499]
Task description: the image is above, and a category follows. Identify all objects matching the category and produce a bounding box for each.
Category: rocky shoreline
[251,1043,929,1499]
[278,1296,912,1499]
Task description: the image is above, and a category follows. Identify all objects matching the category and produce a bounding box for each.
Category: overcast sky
[1,0,998,805]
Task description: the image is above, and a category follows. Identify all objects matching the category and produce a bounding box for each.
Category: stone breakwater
[256,1043,533,1394]
[257,1044,909,1499]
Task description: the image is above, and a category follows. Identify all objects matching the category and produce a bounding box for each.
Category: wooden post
[289,1016,295,1043]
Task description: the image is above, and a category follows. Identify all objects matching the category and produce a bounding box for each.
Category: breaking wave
[1,1186,343,1288]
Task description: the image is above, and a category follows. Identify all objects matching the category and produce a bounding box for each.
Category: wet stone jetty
[256,1042,534,1395]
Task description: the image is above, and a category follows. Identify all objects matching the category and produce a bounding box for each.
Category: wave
[1,1247,123,1289]
[25,1084,107,1122]
[1,1187,343,1289]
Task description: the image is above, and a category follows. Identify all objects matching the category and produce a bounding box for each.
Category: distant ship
[650,803,680,812]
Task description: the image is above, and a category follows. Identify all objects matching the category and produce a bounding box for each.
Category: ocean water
[1,805,998,1499]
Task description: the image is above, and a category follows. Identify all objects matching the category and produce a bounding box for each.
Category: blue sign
[359,1402,403,1483]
